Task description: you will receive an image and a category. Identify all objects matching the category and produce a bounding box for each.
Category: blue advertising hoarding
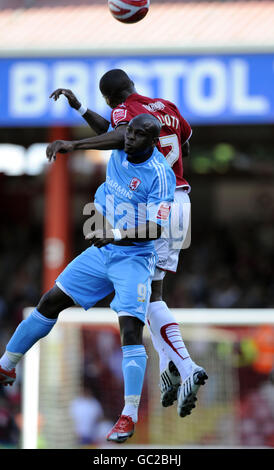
[0,54,274,126]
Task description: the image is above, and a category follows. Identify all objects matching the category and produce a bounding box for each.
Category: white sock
[0,351,22,371]
[122,395,140,423]
[147,301,196,381]
[146,319,169,374]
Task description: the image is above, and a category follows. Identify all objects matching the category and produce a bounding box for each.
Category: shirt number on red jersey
[159,134,180,167]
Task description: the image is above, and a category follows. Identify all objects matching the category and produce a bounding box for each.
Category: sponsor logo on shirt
[129,177,141,191]
[113,108,127,125]
[106,175,133,199]
[156,202,171,220]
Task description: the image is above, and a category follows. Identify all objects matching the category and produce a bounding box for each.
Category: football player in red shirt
[47,69,208,418]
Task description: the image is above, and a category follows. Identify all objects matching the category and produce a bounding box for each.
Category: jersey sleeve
[146,165,176,227]
[111,104,136,128]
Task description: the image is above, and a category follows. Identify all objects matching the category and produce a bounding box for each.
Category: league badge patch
[156,202,171,220]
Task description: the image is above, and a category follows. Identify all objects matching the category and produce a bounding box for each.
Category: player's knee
[37,290,59,319]
[37,286,73,319]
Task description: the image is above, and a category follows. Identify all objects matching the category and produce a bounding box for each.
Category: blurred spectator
[69,387,104,445]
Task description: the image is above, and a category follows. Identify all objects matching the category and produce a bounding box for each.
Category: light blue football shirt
[94,146,176,253]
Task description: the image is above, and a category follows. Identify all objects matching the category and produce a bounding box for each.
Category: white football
[108,0,150,24]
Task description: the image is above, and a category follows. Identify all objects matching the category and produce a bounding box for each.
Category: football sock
[147,301,196,381]
[121,344,147,423]
[0,351,22,372]
[146,319,169,374]
[0,309,57,370]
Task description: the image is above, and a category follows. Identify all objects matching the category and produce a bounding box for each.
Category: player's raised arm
[50,88,110,135]
[72,124,127,151]
[46,125,127,162]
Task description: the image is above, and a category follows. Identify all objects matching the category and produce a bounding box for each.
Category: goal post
[22,307,274,449]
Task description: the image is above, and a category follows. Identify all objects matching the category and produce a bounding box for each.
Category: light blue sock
[7,308,57,355]
[121,344,147,423]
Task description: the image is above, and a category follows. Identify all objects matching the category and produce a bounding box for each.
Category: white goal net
[22,308,274,449]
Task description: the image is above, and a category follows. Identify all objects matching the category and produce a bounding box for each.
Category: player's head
[99,69,135,108]
[124,114,162,155]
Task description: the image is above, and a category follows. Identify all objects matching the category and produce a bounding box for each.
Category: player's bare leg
[106,316,147,443]
[0,285,74,386]
[146,277,208,416]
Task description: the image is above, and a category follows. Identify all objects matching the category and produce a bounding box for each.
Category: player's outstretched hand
[49,88,81,110]
[85,230,115,248]
[46,140,74,162]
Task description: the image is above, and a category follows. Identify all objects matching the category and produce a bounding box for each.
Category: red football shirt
[111,93,192,188]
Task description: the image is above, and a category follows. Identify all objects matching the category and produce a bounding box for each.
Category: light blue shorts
[56,244,157,323]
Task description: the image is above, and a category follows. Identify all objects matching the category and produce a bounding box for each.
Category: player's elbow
[98,121,111,135]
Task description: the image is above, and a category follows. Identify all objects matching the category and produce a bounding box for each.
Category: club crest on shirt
[129,177,141,191]
[156,202,171,220]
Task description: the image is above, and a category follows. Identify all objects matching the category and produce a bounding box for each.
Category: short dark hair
[99,69,133,99]
[130,114,162,139]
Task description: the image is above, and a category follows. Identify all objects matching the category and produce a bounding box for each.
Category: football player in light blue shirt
[0,114,176,444]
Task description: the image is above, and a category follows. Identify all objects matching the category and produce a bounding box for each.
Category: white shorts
[153,188,191,281]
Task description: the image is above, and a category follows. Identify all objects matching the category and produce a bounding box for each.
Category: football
[108,0,150,24]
